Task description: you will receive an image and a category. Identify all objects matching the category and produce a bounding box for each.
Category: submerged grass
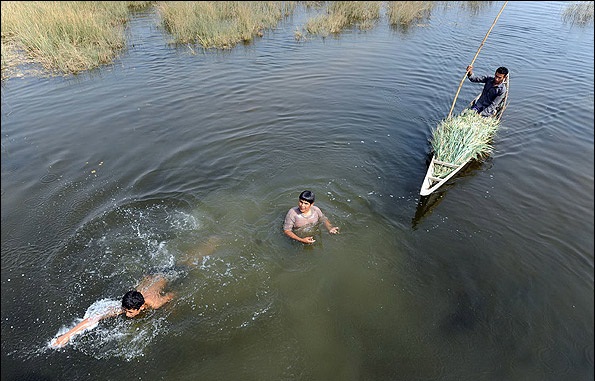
[431,110,500,177]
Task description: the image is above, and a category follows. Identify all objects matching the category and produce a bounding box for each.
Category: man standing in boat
[466,65,508,117]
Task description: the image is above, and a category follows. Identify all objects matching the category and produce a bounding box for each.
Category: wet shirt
[468,74,507,116]
[283,205,328,231]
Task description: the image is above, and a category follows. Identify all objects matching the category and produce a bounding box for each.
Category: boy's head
[122,290,144,317]
[299,190,315,204]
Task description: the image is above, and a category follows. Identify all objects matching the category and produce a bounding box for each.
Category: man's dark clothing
[468,74,507,117]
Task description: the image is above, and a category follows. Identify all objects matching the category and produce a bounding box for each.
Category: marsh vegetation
[562,1,594,24]
[1,1,592,79]
[157,2,298,48]
[1,1,152,78]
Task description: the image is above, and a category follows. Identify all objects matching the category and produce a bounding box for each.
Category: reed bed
[386,1,435,27]
[431,110,500,177]
[562,1,594,25]
[3,1,587,79]
[157,2,297,49]
[302,1,382,36]
[457,1,495,15]
[1,38,19,78]
[1,1,153,76]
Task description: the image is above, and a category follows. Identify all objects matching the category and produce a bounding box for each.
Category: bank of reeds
[562,1,594,25]
[431,110,500,177]
[1,1,153,77]
[1,38,20,78]
[302,1,381,36]
[4,2,581,79]
[386,1,435,27]
[157,2,297,49]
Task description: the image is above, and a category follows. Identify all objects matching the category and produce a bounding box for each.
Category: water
[1,2,593,380]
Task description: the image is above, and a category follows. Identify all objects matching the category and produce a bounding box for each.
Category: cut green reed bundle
[431,110,500,177]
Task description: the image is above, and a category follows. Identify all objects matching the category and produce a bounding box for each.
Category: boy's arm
[51,315,101,348]
[318,208,339,234]
[51,308,121,348]
[284,229,314,244]
[323,219,339,234]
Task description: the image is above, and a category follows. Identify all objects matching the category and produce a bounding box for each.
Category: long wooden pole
[447,1,508,119]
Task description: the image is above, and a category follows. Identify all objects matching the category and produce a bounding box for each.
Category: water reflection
[412,157,491,229]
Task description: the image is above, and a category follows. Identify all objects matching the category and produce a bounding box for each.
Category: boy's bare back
[136,274,173,309]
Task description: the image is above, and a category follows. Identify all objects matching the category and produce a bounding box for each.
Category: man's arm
[466,65,488,83]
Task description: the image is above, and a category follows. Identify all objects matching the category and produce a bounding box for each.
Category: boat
[419,75,509,196]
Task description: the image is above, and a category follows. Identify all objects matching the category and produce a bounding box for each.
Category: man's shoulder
[497,83,507,94]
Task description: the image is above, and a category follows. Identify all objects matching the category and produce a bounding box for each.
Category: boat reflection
[412,158,492,229]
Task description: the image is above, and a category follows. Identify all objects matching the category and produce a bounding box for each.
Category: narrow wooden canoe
[420,156,470,196]
[419,75,509,197]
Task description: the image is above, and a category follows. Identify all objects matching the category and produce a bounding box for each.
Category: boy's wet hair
[122,290,144,310]
[299,190,315,204]
[496,67,509,75]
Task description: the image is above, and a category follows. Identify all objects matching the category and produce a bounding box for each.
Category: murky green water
[2,2,593,380]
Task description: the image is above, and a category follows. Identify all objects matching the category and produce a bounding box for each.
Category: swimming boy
[50,273,173,348]
[50,236,221,348]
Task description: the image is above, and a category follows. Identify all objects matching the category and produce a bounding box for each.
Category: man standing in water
[466,65,508,117]
[283,190,339,244]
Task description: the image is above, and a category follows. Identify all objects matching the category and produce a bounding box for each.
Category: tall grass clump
[457,1,495,16]
[158,2,297,49]
[431,110,500,177]
[1,1,152,76]
[562,1,594,25]
[302,1,381,36]
[386,1,435,28]
[1,37,19,79]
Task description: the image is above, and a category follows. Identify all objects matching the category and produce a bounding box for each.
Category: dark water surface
[2,2,593,380]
